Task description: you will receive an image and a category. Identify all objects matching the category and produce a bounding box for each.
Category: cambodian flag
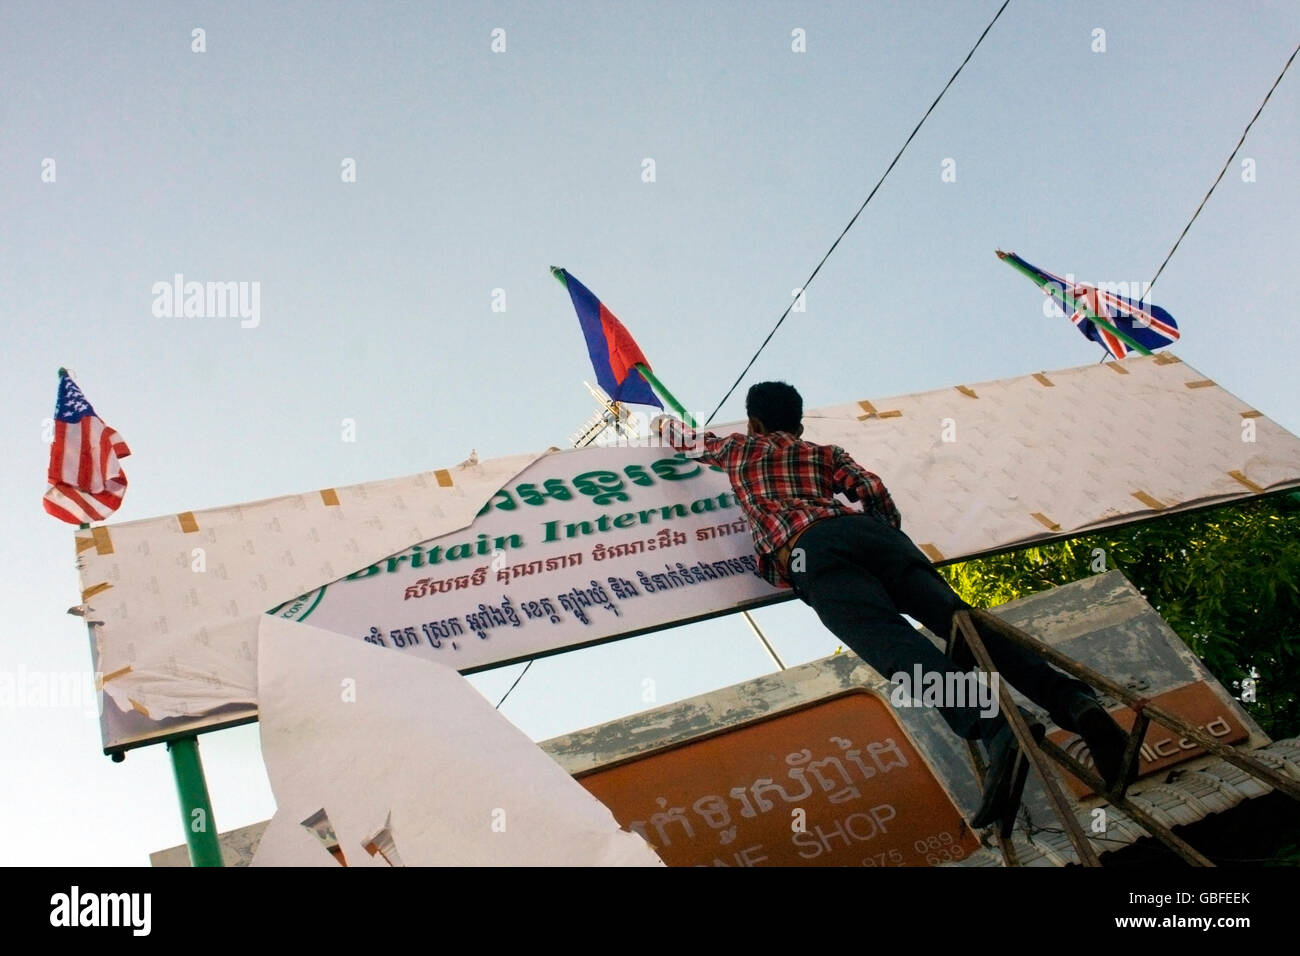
[552,267,663,408]
[43,369,131,524]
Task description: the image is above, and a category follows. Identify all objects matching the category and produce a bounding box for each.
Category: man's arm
[650,415,729,465]
[832,445,902,529]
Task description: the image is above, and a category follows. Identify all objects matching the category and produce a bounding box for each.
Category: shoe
[1066,691,1135,793]
[969,711,1045,829]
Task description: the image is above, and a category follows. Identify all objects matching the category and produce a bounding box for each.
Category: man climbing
[653,380,1131,829]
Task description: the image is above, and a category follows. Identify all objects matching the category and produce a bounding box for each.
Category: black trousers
[784,513,1090,742]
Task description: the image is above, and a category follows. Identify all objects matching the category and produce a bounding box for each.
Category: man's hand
[650,414,708,459]
[649,413,677,448]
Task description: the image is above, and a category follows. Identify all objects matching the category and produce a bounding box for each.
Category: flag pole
[551,266,785,670]
[996,251,1153,357]
[632,364,695,427]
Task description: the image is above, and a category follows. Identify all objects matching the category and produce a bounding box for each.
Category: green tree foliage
[938,494,1300,740]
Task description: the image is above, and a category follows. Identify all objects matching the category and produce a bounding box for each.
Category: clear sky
[3,1,1298,866]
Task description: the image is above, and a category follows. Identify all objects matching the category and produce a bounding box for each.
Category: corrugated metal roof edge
[956,737,1300,867]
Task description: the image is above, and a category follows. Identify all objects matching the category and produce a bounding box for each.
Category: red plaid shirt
[656,417,902,588]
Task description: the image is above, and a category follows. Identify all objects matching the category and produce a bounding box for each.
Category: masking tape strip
[434,469,454,487]
[1033,373,1054,387]
[955,385,978,399]
[129,698,151,718]
[1185,379,1215,389]
[92,526,114,554]
[101,665,132,685]
[856,400,878,420]
[1228,470,1265,494]
[919,543,944,562]
[1153,353,1181,365]
[320,488,340,506]
[1107,363,1130,374]
[75,535,97,554]
[878,409,902,419]
[1132,490,1165,510]
[177,512,199,533]
[1031,512,1061,531]
[1240,410,1262,419]
[81,582,111,600]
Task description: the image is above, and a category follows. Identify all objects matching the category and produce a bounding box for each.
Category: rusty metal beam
[1037,737,1214,866]
[953,611,1102,866]
[971,608,1300,803]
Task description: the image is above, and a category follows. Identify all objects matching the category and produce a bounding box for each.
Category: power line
[704,0,1012,426]
[1140,40,1300,303]
[502,5,1011,709]
[495,659,533,709]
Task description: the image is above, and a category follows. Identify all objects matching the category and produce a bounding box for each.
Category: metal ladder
[949,607,1300,867]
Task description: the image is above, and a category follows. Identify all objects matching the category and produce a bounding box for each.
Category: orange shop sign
[577,691,982,867]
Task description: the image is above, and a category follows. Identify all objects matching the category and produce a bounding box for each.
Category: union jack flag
[43,369,131,524]
[997,251,1180,361]
[1063,282,1180,360]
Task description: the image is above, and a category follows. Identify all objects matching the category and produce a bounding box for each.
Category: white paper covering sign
[251,616,664,867]
[76,451,547,744]
[74,355,1300,750]
[271,444,780,670]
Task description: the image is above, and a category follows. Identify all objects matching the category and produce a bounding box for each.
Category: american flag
[43,369,131,524]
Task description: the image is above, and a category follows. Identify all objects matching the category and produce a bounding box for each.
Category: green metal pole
[167,736,224,867]
[632,363,696,427]
[997,251,1153,357]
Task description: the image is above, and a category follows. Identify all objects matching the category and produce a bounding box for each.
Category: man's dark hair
[746,381,803,434]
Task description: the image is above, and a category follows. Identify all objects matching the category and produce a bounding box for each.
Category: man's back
[656,417,900,586]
